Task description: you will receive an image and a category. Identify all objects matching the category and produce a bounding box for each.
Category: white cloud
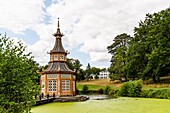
[89,52,111,62]
[0,0,169,67]
[45,0,169,66]
[0,0,45,34]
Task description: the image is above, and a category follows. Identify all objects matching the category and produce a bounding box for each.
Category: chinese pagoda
[40,18,76,96]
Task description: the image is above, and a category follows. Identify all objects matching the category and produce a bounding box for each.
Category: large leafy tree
[0,34,39,113]
[125,38,148,80]
[107,33,132,81]
[126,7,170,82]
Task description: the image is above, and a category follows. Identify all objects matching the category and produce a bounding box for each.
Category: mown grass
[32,97,170,113]
[77,83,106,90]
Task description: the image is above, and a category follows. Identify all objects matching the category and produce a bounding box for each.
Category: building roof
[44,62,74,74]
[43,18,75,74]
[50,38,66,53]
[51,18,66,54]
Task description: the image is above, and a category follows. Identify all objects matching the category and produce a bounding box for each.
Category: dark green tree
[82,85,89,94]
[91,67,100,75]
[39,65,48,72]
[107,33,132,81]
[94,74,99,79]
[85,63,92,81]
[125,7,170,82]
[77,68,86,81]
[67,58,83,81]
[0,34,39,113]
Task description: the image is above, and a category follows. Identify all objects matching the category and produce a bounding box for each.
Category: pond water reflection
[88,95,109,100]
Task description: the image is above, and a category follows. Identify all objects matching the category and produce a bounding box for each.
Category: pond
[89,95,109,100]
[32,97,170,113]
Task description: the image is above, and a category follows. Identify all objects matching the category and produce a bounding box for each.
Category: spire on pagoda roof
[51,18,66,53]
[53,18,64,37]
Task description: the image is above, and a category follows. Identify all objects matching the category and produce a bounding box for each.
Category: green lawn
[32,97,170,113]
[76,83,106,90]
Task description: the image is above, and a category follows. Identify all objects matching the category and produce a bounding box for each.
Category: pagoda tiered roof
[44,18,74,74]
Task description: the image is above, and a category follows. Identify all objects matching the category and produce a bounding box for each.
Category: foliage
[82,85,89,94]
[118,80,143,97]
[91,67,101,75]
[77,69,86,81]
[67,58,83,81]
[76,88,80,94]
[125,7,170,82]
[94,74,99,79]
[104,86,112,95]
[141,88,170,99]
[39,65,48,72]
[85,63,92,80]
[0,34,39,113]
[109,74,122,81]
[98,88,104,94]
[107,33,132,81]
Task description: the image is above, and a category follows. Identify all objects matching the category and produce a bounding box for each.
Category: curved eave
[50,51,67,54]
[43,62,75,74]
[43,71,75,74]
[49,61,66,63]
[53,28,64,37]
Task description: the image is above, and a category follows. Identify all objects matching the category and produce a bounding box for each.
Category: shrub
[108,89,115,95]
[94,74,99,79]
[76,88,80,94]
[118,81,130,96]
[118,80,143,97]
[109,89,119,98]
[82,85,89,94]
[104,86,112,95]
[141,89,170,99]
[98,88,104,94]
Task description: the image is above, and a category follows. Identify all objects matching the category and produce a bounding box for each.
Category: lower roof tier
[44,62,75,74]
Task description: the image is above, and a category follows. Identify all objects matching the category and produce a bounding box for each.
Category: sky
[0,0,169,69]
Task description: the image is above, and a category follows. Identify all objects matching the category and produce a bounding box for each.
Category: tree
[67,58,83,81]
[124,39,147,80]
[94,74,99,79]
[91,67,100,75]
[82,85,89,94]
[107,33,132,81]
[125,7,170,82]
[85,63,92,80]
[77,69,86,81]
[39,65,48,72]
[0,34,39,113]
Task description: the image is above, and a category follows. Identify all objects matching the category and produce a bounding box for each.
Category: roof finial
[58,18,60,28]
[53,17,64,37]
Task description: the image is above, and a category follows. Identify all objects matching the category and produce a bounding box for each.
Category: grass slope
[77,76,170,90]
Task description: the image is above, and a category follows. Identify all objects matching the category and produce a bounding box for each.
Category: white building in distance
[98,70,109,79]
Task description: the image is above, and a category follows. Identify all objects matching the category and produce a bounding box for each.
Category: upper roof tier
[50,18,66,54]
